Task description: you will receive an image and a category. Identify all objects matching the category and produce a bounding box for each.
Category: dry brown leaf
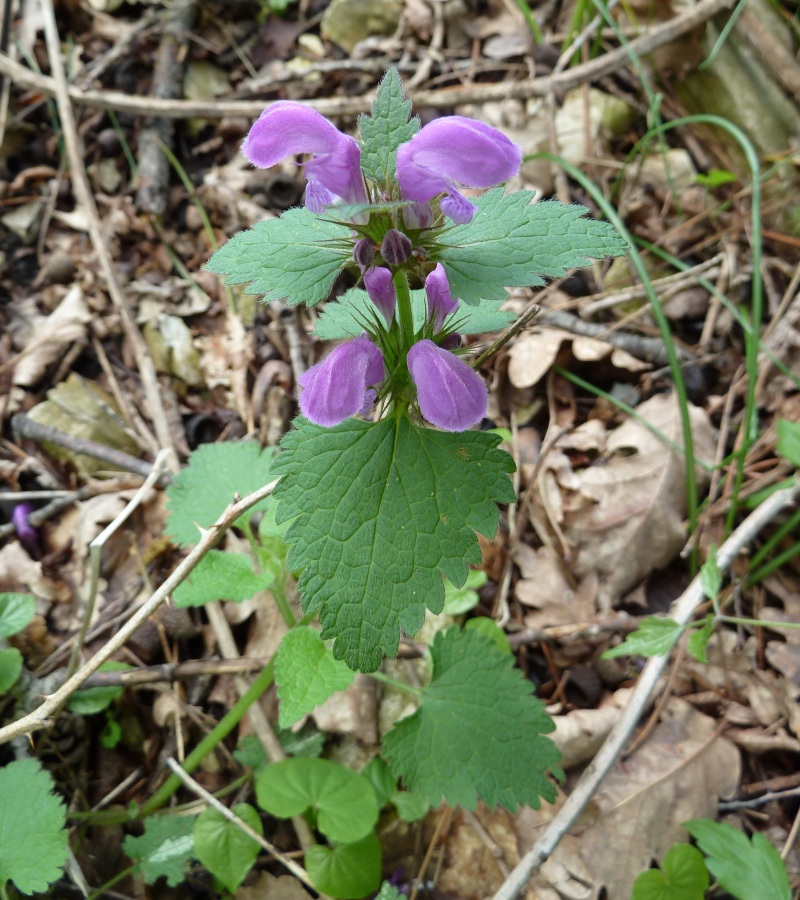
[12,286,92,387]
[527,698,739,899]
[552,687,639,769]
[559,393,715,610]
[310,674,378,744]
[507,328,648,389]
[236,872,312,900]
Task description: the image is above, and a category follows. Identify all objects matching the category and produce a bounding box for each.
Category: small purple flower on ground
[242,102,367,213]
[425,264,458,331]
[299,335,384,427]
[396,116,522,224]
[364,266,396,325]
[407,339,487,431]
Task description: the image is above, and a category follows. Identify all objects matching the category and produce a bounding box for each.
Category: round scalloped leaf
[255,758,377,843]
[193,803,262,893]
[0,648,22,694]
[306,831,382,899]
[0,593,35,639]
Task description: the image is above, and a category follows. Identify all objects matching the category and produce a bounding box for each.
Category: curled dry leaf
[552,687,640,770]
[526,698,740,900]
[507,327,648,389]
[12,286,92,387]
[555,393,716,610]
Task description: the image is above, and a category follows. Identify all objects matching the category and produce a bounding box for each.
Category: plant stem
[393,268,415,346]
[369,670,424,698]
[139,660,275,818]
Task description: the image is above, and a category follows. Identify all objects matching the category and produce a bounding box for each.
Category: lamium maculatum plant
[208,70,625,674]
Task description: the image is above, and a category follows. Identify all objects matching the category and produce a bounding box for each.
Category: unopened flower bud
[353,238,376,269]
[381,228,412,265]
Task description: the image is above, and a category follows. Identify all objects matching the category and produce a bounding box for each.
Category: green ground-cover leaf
[361,758,429,822]
[313,287,514,341]
[274,416,515,672]
[684,819,791,900]
[0,593,35,639]
[0,647,22,693]
[68,661,131,714]
[375,882,407,900]
[700,549,722,601]
[165,442,278,547]
[205,208,352,307]
[358,67,419,187]
[122,815,195,887]
[442,569,486,615]
[274,626,355,727]
[383,627,561,811]
[437,192,627,305]
[256,758,378,843]
[632,844,709,900]
[173,550,273,607]
[0,759,69,895]
[194,804,262,893]
[776,418,800,468]
[305,831,382,899]
[602,616,684,660]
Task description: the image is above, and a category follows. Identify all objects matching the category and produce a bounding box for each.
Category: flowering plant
[208,70,625,676]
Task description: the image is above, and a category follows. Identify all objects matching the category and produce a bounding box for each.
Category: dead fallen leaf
[527,698,740,899]
[12,286,92,387]
[507,327,648,389]
[559,392,716,610]
[552,687,640,769]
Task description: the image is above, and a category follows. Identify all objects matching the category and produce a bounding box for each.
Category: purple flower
[381,228,412,265]
[242,102,367,213]
[403,200,434,230]
[396,117,522,224]
[407,339,487,431]
[364,266,396,325]
[299,335,384,427]
[425,264,458,331]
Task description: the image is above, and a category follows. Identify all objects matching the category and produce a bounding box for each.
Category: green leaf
[442,569,487,615]
[0,647,22,693]
[358,67,419,186]
[306,831,382,899]
[687,616,714,664]
[0,593,35,639]
[0,759,69,894]
[274,416,515,672]
[165,442,278,547]
[700,547,722,601]
[631,844,709,900]
[684,819,791,900]
[776,418,800,468]
[361,758,429,821]
[193,803,262,893]
[694,168,737,188]
[601,616,684,660]
[383,627,561,811]
[437,192,627,305]
[173,550,273,608]
[313,287,514,341]
[375,882,407,900]
[67,661,131,714]
[205,209,352,307]
[274,626,355,728]
[255,758,378,843]
[392,789,429,822]
[464,616,511,653]
[122,815,195,887]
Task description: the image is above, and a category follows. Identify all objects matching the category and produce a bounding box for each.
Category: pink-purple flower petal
[396,116,521,224]
[364,266,396,325]
[299,335,384,427]
[425,264,458,331]
[407,339,487,431]
[242,101,367,210]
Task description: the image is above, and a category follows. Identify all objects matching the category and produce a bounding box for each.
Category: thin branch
[4,0,734,120]
[0,479,279,746]
[39,0,177,465]
[493,478,800,900]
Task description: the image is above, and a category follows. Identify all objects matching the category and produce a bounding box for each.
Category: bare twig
[164,758,320,892]
[39,0,177,466]
[493,479,800,900]
[0,479,279,746]
[4,0,734,120]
